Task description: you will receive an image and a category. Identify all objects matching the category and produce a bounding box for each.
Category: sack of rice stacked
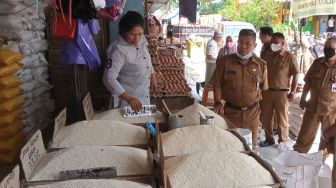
[161,125,245,157]
[164,150,275,188]
[28,179,152,188]
[0,1,54,130]
[50,120,148,148]
[28,146,152,181]
[174,103,228,128]
[0,48,27,164]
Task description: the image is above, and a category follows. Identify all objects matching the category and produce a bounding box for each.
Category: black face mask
[324,47,336,60]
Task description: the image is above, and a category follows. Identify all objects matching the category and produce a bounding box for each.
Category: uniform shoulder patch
[252,55,266,65]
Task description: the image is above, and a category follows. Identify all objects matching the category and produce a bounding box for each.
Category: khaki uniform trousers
[293,105,336,153]
[261,90,289,142]
[224,104,260,146]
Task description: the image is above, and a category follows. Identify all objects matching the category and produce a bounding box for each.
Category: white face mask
[236,52,253,60]
[271,43,282,52]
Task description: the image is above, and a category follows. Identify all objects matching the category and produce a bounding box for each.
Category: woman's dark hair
[119,11,145,35]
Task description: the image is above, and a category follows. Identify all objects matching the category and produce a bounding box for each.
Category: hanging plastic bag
[61,19,101,70]
[93,0,106,9]
[97,0,126,22]
[52,0,77,39]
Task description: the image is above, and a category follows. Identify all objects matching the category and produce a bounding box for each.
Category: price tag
[53,108,66,140]
[20,130,46,180]
[0,165,20,188]
[82,93,95,120]
[123,105,157,117]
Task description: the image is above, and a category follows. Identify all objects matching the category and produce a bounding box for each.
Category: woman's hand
[126,96,142,112]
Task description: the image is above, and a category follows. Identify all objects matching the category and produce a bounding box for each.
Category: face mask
[324,47,336,60]
[271,43,282,52]
[226,41,233,48]
[236,52,253,60]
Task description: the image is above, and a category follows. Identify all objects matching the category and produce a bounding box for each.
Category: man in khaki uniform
[259,26,273,57]
[321,123,336,187]
[212,29,268,148]
[260,32,299,147]
[293,37,336,153]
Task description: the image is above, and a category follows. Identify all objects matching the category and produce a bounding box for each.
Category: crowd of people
[208,27,336,187]
[101,11,336,187]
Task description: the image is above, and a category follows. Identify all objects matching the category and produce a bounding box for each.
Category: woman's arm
[103,48,142,111]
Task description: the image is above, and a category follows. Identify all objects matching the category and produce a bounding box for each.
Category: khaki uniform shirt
[212,54,268,106]
[262,49,299,89]
[260,42,271,58]
[304,57,336,115]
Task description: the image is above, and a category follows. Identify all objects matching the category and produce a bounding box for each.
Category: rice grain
[51,120,147,148]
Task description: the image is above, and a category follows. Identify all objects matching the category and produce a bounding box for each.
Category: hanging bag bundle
[52,0,77,39]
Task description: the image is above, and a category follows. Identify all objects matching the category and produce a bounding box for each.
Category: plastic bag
[0,121,25,140]
[0,76,21,88]
[0,131,24,153]
[0,109,23,127]
[93,0,106,9]
[0,63,21,77]
[19,53,47,68]
[0,87,22,99]
[0,97,24,113]
[0,49,23,65]
[97,0,126,22]
[61,19,101,70]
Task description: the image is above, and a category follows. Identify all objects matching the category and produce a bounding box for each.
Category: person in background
[259,26,273,57]
[205,31,223,84]
[320,123,336,187]
[293,37,336,154]
[259,26,279,135]
[218,35,237,57]
[104,11,157,111]
[259,32,299,147]
[196,31,223,94]
[212,29,268,148]
[166,19,173,44]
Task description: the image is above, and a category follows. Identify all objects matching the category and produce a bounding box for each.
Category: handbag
[52,0,77,39]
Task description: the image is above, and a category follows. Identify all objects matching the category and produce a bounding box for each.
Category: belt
[269,88,290,92]
[225,101,259,111]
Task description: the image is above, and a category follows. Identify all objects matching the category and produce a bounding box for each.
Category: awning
[291,0,336,18]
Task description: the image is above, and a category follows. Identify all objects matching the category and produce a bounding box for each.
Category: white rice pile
[51,120,147,148]
[28,179,152,188]
[165,150,275,188]
[93,109,166,124]
[175,104,227,128]
[29,146,151,181]
[162,125,245,156]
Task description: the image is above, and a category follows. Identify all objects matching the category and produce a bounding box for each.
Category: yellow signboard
[292,0,336,18]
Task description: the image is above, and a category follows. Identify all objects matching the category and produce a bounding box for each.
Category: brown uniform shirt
[262,49,299,89]
[260,42,271,58]
[212,54,268,106]
[304,57,336,115]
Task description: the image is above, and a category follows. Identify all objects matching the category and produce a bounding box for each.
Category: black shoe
[273,129,279,136]
[259,140,275,147]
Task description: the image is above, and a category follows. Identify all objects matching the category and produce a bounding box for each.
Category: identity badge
[332,83,336,92]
